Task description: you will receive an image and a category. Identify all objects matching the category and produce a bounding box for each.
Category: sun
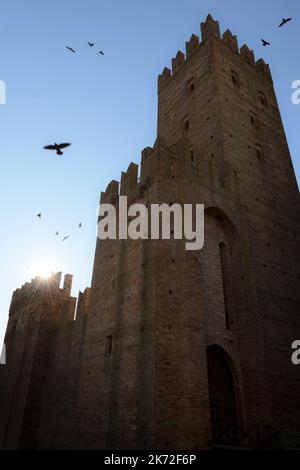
[27,258,57,280]
[37,264,53,279]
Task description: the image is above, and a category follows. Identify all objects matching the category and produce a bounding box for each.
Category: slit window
[105,335,112,357]
[250,112,257,127]
[259,91,268,107]
[231,70,240,87]
[256,145,264,162]
[219,242,232,331]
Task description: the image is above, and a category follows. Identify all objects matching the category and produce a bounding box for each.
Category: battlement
[98,135,217,207]
[9,272,75,315]
[75,288,91,320]
[158,14,272,92]
[99,138,175,204]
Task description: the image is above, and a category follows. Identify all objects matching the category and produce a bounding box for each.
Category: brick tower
[1,15,299,450]
[0,274,91,449]
[73,15,300,449]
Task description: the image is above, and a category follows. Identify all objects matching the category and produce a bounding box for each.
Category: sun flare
[27,258,58,280]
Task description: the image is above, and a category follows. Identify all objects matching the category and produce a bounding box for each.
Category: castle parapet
[63,274,73,297]
[158,14,273,94]
[158,67,172,92]
[222,29,239,53]
[75,288,91,320]
[52,272,62,289]
[172,51,185,75]
[100,180,120,204]
[8,272,77,318]
[120,162,138,195]
[255,58,273,82]
[185,34,200,59]
[201,14,221,41]
[240,44,255,66]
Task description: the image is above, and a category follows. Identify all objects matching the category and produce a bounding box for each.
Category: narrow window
[256,145,264,162]
[105,335,112,357]
[231,70,239,87]
[219,242,232,331]
[250,112,256,127]
[259,91,268,107]
[184,120,189,131]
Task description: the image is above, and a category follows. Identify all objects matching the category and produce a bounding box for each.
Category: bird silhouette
[261,39,271,47]
[279,18,292,27]
[66,46,76,53]
[79,223,82,228]
[55,231,59,236]
[44,143,71,156]
[37,213,42,219]
[88,42,95,47]
[62,236,70,242]
[98,50,104,55]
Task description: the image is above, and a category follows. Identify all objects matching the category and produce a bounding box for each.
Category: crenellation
[255,58,273,82]
[240,44,255,66]
[52,272,62,289]
[158,67,172,92]
[171,51,185,75]
[185,34,200,59]
[158,14,272,97]
[63,274,73,297]
[201,14,221,42]
[75,288,91,320]
[141,146,153,163]
[120,162,139,195]
[100,180,120,204]
[222,30,239,53]
[141,146,159,182]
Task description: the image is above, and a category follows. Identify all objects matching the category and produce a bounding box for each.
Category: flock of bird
[66,41,104,55]
[261,17,292,47]
[37,18,294,241]
[36,42,105,241]
[36,212,82,242]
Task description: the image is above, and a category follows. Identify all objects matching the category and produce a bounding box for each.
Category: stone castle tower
[1,15,300,450]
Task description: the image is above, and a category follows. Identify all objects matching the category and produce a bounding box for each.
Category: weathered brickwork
[0,15,299,449]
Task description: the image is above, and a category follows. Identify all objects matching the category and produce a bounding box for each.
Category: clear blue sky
[0,0,299,346]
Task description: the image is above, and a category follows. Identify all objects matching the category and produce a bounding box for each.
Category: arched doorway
[207,346,238,444]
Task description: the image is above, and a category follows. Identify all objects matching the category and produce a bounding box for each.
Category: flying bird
[279,18,292,28]
[62,236,70,242]
[37,213,42,219]
[88,42,95,47]
[66,46,76,53]
[44,143,71,156]
[261,39,271,47]
[55,231,59,236]
[98,50,104,55]
[79,223,82,228]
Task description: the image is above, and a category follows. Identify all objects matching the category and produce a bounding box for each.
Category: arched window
[207,346,238,444]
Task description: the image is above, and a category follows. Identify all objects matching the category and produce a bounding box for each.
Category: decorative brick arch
[204,206,239,246]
